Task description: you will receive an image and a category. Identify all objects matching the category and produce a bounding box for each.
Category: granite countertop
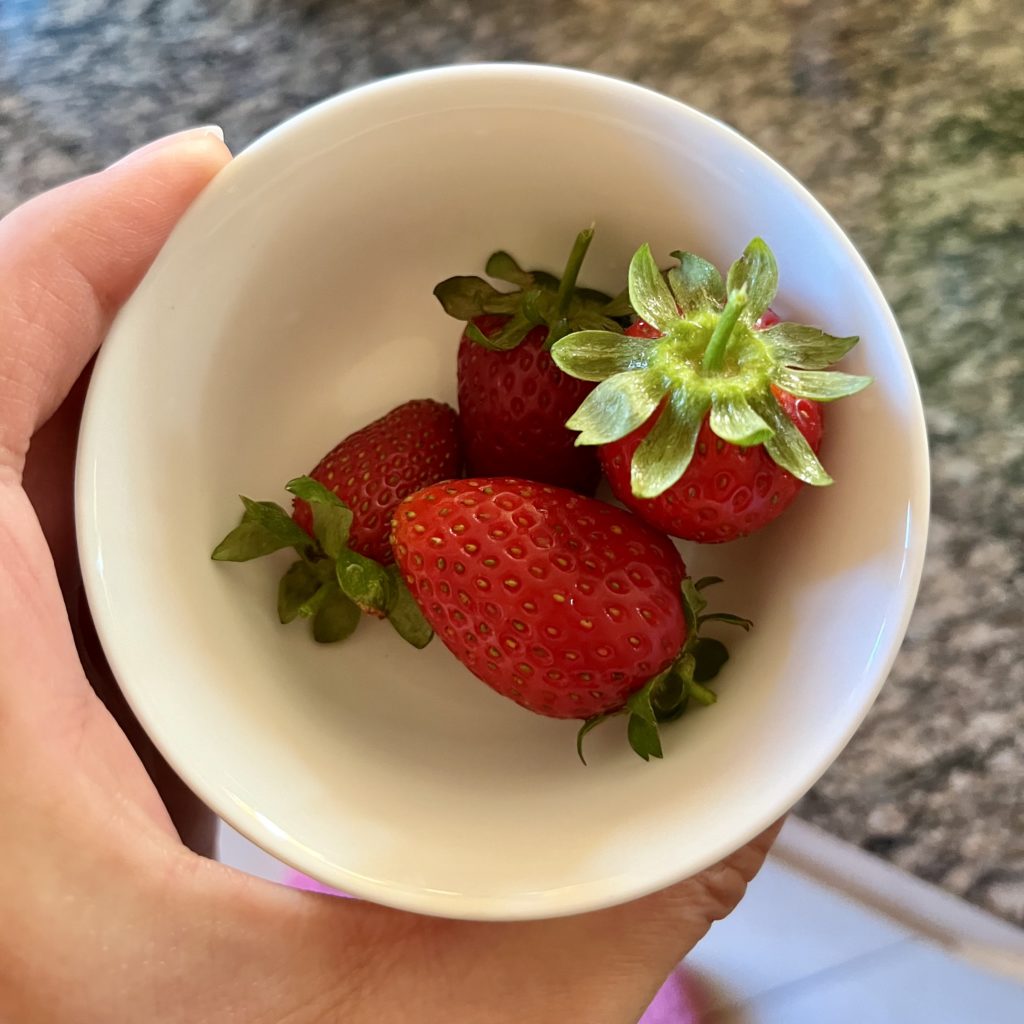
[1,0,1020,924]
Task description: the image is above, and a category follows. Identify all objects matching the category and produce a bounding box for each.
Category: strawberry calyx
[550,239,873,498]
[211,477,432,649]
[576,576,752,764]
[433,226,630,353]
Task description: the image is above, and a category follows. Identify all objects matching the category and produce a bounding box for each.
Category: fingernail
[191,125,225,142]
[114,125,228,165]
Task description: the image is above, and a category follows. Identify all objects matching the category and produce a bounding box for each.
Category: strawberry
[551,239,872,542]
[434,227,631,494]
[600,321,824,543]
[391,477,748,760]
[212,399,460,648]
[291,399,461,564]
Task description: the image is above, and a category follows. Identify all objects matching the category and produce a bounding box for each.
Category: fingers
[0,126,229,784]
[0,126,231,480]
[640,817,784,934]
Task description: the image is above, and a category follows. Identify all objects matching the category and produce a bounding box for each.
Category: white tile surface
[722,941,1024,1024]
[685,858,910,1011]
[774,818,1024,959]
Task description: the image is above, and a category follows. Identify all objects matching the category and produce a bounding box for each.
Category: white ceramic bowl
[76,64,929,920]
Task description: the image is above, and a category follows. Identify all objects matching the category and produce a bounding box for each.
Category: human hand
[0,130,779,1024]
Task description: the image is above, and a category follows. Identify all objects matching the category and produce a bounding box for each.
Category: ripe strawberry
[455,316,600,492]
[392,478,748,760]
[551,239,872,542]
[600,322,824,543]
[434,227,631,494]
[292,399,461,564]
[211,399,459,648]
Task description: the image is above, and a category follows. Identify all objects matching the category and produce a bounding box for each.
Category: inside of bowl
[79,68,927,919]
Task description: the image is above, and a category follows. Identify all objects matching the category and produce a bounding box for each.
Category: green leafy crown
[211,477,432,649]
[432,225,630,352]
[551,239,872,498]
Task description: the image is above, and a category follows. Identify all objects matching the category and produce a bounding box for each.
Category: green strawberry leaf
[544,319,573,349]
[297,582,332,619]
[680,578,707,635]
[669,649,718,706]
[336,548,392,615]
[486,249,533,287]
[626,714,662,761]
[694,576,724,590]
[771,367,874,402]
[601,288,634,319]
[278,560,321,624]
[668,250,726,313]
[709,392,773,447]
[625,672,667,761]
[285,475,344,508]
[528,268,562,291]
[521,288,549,326]
[685,677,718,706]
[550,330,654,382]
[466,312,534,352]
[726,238,778,323]
[217,477,441,651]
[750,390,833,485]
[760,323,860,369]
[441,228,621,354]
[433,275,510,320]
[568,310,627,333]
[576,286,614,307]
[311,505,352,560]
[630,388,711,499]
[385,567,433,649]
[698,612,753,631]
[650,667,686,721]
[575,710,622,765]
[692,637,730,683]
[211,518,286,562]
[565,369,670,445]
[286,476,354,560]
[627,243,679,333]
[211,497,310,562]
[312,585,361,644]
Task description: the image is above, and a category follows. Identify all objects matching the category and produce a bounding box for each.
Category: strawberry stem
[555,225,595,320]
[701,287,748,374]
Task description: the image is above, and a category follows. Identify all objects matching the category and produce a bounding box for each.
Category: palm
[20,370,213,850]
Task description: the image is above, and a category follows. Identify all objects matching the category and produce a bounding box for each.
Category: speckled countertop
[2,0,1021,924]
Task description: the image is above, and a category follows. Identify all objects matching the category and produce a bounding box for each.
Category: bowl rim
[76,61,930,920]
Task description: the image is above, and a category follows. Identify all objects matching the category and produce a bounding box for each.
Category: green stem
[554,224,595,320]
[701,287,748,373]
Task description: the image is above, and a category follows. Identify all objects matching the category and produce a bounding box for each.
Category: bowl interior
[77,66,928,919]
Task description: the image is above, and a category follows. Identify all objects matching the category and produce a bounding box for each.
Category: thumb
[0,126,231,480]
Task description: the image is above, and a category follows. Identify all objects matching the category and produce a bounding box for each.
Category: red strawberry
[552,239,871,541]
[601,321,824,543]
[456,316,599,492]
[434,227,631,494]
[292,399,461,564]
[212,399,459,649]
[392,478,747,760]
